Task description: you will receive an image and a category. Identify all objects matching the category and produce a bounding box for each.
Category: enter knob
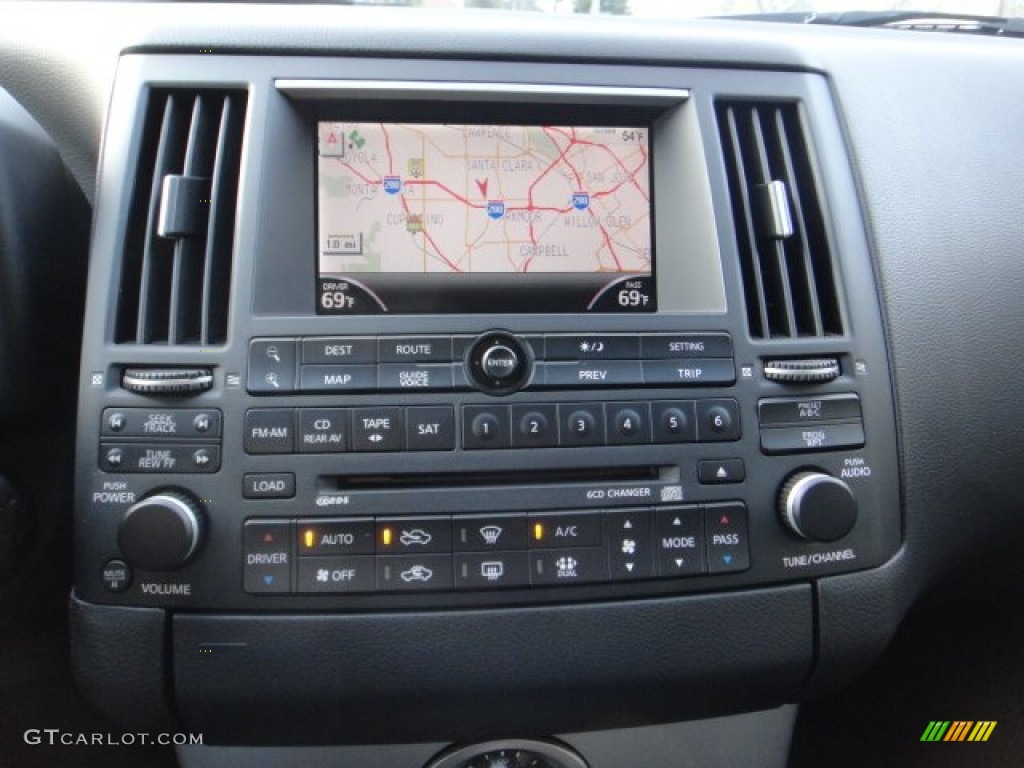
[779,472,857,542]
[118,491,202,570]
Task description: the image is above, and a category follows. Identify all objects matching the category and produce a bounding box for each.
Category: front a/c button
[528,512,602,548]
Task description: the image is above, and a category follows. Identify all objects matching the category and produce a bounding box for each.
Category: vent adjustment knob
[764,358,840,384]
[122,368,214,395]
[779,471,857,542]
[118,491,202,570]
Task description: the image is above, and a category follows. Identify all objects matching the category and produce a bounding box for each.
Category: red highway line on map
[400,195,462,272]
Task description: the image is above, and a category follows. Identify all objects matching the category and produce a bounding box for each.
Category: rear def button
[466,333,532,394]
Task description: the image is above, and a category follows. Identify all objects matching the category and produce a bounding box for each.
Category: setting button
[640,334,733,359]
[511,404,558,448]
[352,407,403,452]
[377,554,453,591]
[297,518,374,556]
[298,556,375,593]
[462,406,511,450]
[298,408,350,453]
[530,547,607,585]
[455,551,530,589]
[248,339,297,393]
[655,506,706,576]
[528,512,602,549]
[406,406,455,452]
[706,502,750,574]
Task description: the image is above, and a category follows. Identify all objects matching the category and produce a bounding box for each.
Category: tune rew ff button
[465,333,533,394]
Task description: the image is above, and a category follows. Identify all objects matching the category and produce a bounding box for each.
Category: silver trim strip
[276,79,689,106]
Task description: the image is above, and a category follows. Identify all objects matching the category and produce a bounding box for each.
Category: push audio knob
[118,491,202,570]
[779,472,857,542]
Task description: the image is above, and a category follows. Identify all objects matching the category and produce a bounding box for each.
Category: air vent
[115,88,247,345]
[715,100,843,340]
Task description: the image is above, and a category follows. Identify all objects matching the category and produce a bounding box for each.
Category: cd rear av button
[480,345,521,380]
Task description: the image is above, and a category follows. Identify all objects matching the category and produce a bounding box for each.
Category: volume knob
[118,491,202,570]
[779,472,857,542]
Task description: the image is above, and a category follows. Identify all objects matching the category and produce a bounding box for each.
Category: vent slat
[115,88,246,347]
[715,99,844,340]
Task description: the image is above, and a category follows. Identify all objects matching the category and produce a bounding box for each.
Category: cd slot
[324,465,664,492]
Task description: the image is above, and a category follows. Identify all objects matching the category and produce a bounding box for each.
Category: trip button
[351,407,403,452]
[642,359,736,386]
[376,517,452,555]
[377,555,453,591]
[296,518,374,556]
[528,512,602,549]
[298,409,350,453]
[530,547,607,585]
[454,551,530,589]
[244,409,295,454]
[379,336,453,362]
[297,556,375,593]
[248,338,297,393]
[243,472,296,499]
[655,506,706,576]
[706,503,750,574]
[405,406,455,452]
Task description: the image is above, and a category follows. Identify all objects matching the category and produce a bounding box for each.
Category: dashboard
[2,4,1023,768]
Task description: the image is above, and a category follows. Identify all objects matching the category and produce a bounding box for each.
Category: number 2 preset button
[511,404,558,448]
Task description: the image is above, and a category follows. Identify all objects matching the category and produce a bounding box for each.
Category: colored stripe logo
[921,721,997,742]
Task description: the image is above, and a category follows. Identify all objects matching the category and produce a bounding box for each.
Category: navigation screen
[316,121,655,314]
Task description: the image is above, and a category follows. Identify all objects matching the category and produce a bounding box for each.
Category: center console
[72,52,900,753]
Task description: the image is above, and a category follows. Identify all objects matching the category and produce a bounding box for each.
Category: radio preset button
[406,406,455,452]
[302,337,377,364]
[243,473,296,499]
[511,404,558,448]
[248,338,297,393]
[462,406,511,450]
[559,404,604,446]
[298,408,351,453]
[352,407,403,452]
[455,551,530,589]
[297,556,375,593]
[697,399,741,442]
[652,401,697,443]
[380,336,453,362]
[607,403,652,445]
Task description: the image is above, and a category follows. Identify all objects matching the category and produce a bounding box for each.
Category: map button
[300,365,378,392]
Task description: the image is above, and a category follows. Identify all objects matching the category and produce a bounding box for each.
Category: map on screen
[316,122,652,276]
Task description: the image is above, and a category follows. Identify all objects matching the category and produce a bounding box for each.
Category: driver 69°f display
[316,122,655,314]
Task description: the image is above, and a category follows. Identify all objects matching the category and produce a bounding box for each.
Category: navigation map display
[316,121,655,314]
